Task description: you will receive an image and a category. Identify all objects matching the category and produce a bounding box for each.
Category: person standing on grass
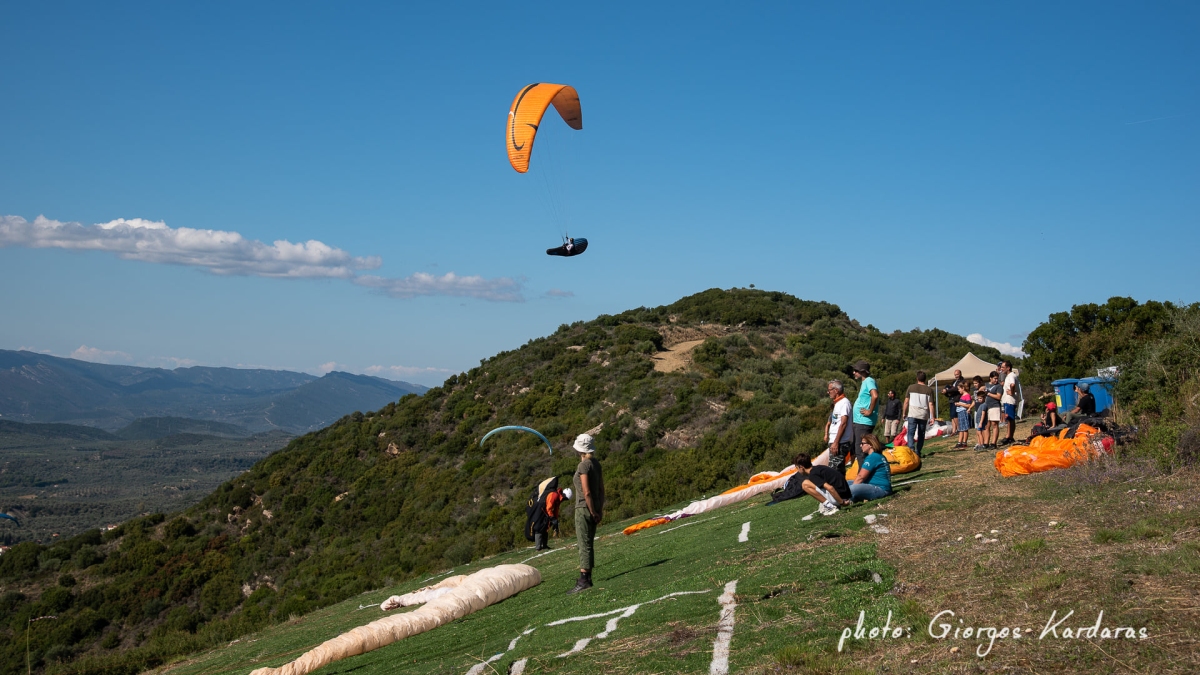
[999,360,1020,445]
[954,381,972,449]
[568,433,604,595]
[850,361,879,467]
[903,371,935,457]
[972,386,988,451]
[943,369,965,434]
[982,371,1003,450]
[883,390,903,442]
[823,380,853,471]
[850,433,893,502]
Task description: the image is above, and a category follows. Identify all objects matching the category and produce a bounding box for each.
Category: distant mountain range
[0,350,427,433]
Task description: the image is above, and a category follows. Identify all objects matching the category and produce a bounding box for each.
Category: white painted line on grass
[800,509,819,521]
[420,569,454,583]
[547,589,711,658]
[463,628,536,674]
[653,516,718,535]
[510,658,528,674]
[710,580,739,675]
[520,546,570,564]
[738,521,751,542]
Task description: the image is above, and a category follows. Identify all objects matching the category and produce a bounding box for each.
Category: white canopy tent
[931,352,1024,419]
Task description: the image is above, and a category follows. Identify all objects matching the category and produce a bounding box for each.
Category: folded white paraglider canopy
[248,564,541,675]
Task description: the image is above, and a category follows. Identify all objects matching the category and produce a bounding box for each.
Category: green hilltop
[0,288,1003,675]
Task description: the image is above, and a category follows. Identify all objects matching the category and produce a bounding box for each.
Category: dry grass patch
[866,424,1200,673]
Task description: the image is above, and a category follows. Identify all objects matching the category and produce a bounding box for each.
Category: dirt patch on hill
[652,340,707,373]
[651,325,734,373]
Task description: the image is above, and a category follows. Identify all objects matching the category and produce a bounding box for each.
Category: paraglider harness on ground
[524,477,564,544]
[1027,415,1135,445]
[768,473,810,505]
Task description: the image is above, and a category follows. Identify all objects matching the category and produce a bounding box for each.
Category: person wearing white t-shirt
[999,360,1020,445]
[823,380,853,471]
[902,370,936,457]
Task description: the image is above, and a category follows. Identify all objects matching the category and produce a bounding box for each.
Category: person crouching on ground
[850,433,893,502]
[569,433,604,595]
[793,453,852,516]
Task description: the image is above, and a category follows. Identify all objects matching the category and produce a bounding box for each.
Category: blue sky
[2,2,1197,385]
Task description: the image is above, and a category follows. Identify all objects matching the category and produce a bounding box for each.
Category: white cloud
[2,214,524,302]
[316,361,341,375]
[0,214,379,279]
[364,364,454,380]
[967,333,1027,358]
[17,346,53,354]
[545,288,574,298]
[143,355,199,369]
[354,272,524,302]
[69,345,134,364]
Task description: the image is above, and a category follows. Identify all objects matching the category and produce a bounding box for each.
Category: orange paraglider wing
[506,83,582,173]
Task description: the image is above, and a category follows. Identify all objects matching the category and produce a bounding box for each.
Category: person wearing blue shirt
[850,360,879,467]
[850,433,892,502]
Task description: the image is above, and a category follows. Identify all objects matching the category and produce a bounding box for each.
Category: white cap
[573,433,595,454]
[562,487,573,500]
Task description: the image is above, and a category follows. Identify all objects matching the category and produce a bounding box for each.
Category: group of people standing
[940,360,1021,451]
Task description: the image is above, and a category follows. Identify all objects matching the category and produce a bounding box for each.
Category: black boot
[534,533,545,551]
[567,570,593,594]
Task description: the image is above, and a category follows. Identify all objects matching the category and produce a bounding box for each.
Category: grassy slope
[158,427,1200,675]
[159,470,896,675]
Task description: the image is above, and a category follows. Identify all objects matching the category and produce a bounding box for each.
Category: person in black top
[1071,382,1096,418]
[882,390,903,441]
[792,453,851,515]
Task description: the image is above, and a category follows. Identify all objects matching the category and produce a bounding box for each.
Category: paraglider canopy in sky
[506,83,582,174]
[479,426,554,454]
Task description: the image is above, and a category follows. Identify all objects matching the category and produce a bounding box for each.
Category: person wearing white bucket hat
[568,433,604,594]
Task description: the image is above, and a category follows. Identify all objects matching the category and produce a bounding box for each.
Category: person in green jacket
[568,433,604,594]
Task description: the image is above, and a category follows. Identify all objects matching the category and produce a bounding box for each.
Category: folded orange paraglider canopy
[994,424,1110,477]
[506,83,582,173]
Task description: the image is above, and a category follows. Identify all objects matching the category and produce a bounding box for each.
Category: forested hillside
[0,289,1002,675]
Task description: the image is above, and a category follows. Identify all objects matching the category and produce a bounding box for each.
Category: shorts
[1002,403,1017,420]
[987,407,1001,422]
[975,409,986,431]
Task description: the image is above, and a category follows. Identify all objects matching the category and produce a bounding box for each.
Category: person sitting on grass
[1069,382,1096,419]
[792,452,852,516]
[1043,401,1063,428]
[850,433,893,502]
